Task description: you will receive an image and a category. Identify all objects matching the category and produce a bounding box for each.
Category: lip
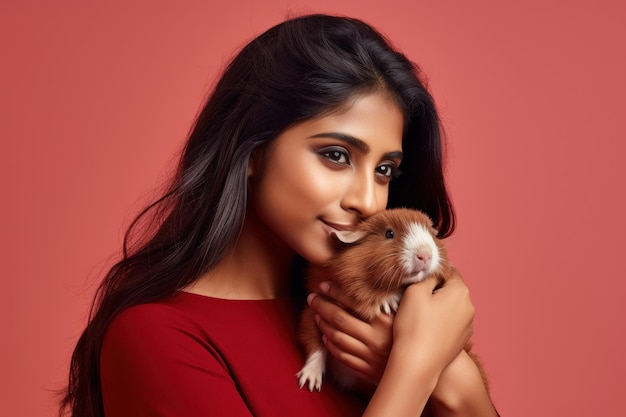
[320,219,356,234]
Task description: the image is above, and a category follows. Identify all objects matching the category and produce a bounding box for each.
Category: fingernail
[314,314,320,325]
[319,281,330,293]
[307,293,316,305]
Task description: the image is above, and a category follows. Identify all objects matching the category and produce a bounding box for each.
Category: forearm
[363,343,440,417]
[429,351,498,417]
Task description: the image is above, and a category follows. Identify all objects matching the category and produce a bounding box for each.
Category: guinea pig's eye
[385,229,394,239]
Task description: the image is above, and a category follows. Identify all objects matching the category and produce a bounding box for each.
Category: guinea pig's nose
[416,251,432,262]
[414,251,432,270]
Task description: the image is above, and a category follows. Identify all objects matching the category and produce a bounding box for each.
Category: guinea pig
[296,208,487,392]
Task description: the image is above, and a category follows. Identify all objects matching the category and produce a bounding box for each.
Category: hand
[362,270,484,417]
[307,281,393,384]
[393,269,475,374]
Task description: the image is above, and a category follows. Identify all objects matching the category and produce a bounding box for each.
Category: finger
[317,312,392,371]
[403,276,442,298]
[436,272,471,296]
[309,290,394,351]
[318,281,396,326]
[309,293,372,338]
[318,281,356,311]
[316,314,371,359]
[322,333,380,379]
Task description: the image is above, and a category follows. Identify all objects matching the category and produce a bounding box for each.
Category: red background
[2,1,625,416]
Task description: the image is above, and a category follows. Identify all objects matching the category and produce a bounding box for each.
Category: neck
[185,208,296,299]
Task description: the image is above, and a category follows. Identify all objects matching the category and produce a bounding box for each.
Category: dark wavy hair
[59,13,455,417]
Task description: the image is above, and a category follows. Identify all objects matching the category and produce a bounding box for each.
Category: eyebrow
[308,132,403,161]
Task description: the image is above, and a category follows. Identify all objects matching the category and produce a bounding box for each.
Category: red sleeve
[100,303,253,417]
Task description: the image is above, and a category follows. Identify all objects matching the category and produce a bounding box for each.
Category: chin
[290,226,336,265]
[300,246,334,266]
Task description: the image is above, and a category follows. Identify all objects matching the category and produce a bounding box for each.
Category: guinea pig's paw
[380,293,401,314]
[296,349,326,391]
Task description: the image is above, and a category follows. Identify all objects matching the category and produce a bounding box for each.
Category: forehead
[300,92,404,150]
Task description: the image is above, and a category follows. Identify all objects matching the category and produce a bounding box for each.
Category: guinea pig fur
[296,208,488,392]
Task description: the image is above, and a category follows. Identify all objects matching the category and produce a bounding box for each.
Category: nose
[341,172,383,218]
[415,251,432,263]
[414,249,432,270]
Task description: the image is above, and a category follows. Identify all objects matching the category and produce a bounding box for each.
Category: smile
[320,219,355,235]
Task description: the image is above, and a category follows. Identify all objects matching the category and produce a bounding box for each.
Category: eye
[375,163,399,181]
[318,147,350,165]
[385,229,394,239]
[377,164,392,177]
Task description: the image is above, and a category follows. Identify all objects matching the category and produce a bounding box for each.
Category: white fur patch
[401,222,441,282]
[296,349,327,391]
[381,292,401,314]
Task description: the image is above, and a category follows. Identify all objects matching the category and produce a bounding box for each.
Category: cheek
[292,166,341,204]
[249,172,337,264]
[262,151,342,210]
[377,186,390,211]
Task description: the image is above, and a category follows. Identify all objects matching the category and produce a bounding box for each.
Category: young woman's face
[249,92,404,265]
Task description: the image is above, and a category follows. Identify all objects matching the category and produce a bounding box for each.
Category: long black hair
[60,13,455,417]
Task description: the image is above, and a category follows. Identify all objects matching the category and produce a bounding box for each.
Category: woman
[60,14,498,416]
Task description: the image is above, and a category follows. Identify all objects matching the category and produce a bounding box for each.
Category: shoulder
[99,297,255,416]
[106,299,193,341]
[102,296,215,366]
[110,298,191,327]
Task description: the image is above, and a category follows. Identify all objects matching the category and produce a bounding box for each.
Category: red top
[100,291,367,416]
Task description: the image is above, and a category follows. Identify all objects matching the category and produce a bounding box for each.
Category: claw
[381,293,401,314]
[296,349,326,391]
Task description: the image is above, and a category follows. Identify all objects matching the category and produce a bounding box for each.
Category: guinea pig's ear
[331,230,368,244]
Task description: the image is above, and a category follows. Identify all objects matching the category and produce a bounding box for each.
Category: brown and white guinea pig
[296,208,487,392]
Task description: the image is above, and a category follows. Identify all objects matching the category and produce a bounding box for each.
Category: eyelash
[319,147,349,164]
[376,164,398,178]
[317,147,399,179]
